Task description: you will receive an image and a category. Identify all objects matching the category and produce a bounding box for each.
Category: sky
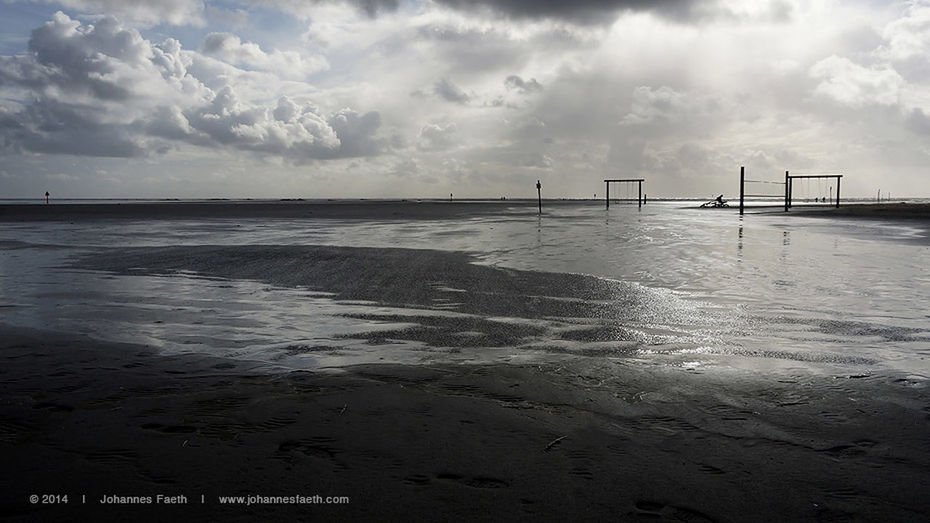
[0,0,928,199]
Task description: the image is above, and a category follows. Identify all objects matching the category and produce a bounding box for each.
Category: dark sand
[71,244,664,322]
[3,325,930,522]
[0,201,557,222]
[772,202,930,221]
[5,201,929,223]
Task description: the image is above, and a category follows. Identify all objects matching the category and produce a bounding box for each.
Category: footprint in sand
[403,474,431,486]
[140,423,197,434]
[33,401,74,412]
[434,472,509,489]
[632,500,717,522]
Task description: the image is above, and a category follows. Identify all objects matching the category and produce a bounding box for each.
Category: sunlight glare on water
[0,201,928,375]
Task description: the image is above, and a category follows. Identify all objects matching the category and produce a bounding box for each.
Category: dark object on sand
[544,435,567,452]
[701,196,729,208]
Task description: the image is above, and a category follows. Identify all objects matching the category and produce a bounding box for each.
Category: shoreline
[3,200,929,222]
[0,200,536,221]
[3,324,929,521]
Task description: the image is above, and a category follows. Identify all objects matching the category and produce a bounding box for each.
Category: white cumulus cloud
[0,12,382,161]
[809,55,904,107]
[200,32,329,79]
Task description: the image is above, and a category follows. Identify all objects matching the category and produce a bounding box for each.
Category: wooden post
[606,181,609,208]
[638,181,642,208]
[835,177,840,208]
[739,166,744,215]
[536,180,542,214]
[784,171,789,212]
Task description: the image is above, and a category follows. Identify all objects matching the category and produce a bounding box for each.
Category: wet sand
[4,201,929,223]
[0,201,556,222]
[789,203,930,220]
[4,202,930,521]
[3,325,930,522]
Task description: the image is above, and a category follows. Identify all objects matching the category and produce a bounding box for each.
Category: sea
[1,199,928,380]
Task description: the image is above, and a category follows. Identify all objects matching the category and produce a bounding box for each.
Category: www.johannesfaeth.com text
[217,495,349,506]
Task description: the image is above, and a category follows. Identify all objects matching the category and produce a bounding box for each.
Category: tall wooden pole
[606,181,609,208]
[638,181,642,208]
[536,180,542,214]
[739,166,744,215]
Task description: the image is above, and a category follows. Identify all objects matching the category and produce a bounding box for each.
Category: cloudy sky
[0,0,927,199]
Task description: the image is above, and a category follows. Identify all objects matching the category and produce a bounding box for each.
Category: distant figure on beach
[45,191,49,204]
[450,193,453,202]
[702,194,728,208]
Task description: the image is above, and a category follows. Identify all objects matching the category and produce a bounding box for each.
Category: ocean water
[1,201,928,378]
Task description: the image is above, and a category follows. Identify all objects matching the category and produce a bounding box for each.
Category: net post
[605,181,609,209]
[784,171,789,212]
[638,181,642,208]
[836,176,841,208]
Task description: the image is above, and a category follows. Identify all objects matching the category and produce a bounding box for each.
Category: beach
[4,0,930,520]
[2,200,930,521]
[788,202,930,221]
[0,200,539,222]
[4,325,930,522]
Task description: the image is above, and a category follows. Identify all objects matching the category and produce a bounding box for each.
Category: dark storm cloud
[433,0,699,24]
[0,100,145,157]
[348,0,399,17]
[433,78,470,104]
[505,75,542,94]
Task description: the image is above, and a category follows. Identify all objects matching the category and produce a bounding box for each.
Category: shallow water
[1,201,928,377]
